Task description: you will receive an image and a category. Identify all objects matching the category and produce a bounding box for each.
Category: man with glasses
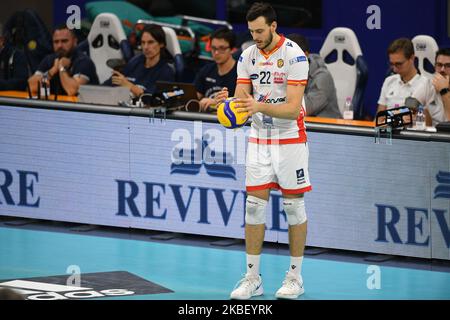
[412,48,450,126]
[377,38,431,114]
[194,28,237,112]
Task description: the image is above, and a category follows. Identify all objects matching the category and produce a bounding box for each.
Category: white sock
[246,254,261,276]
[288,256,303,277]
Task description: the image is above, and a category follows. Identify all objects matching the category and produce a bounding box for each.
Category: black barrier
[1,96,450,142]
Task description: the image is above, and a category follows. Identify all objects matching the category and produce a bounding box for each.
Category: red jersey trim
[287,79,308,86]
[237,78,251,84]
[248,136,307,144]
[246,183,312,194]
[259,35,285,60]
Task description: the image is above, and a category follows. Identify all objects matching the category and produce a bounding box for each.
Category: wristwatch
[440,88,449,96]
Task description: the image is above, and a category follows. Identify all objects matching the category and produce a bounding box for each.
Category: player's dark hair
[246,2,277,25]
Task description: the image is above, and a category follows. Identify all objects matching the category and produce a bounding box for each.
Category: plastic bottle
[415,105,426,130]
[40,73,50,99]
[343,97,354,120]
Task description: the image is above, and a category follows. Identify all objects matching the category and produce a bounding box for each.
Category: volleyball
[216,98,248,129]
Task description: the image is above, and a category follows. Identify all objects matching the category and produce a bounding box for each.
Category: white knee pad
[245,195,268,225]
[283,197,307,225]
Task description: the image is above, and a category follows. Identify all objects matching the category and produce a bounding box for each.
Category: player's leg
[272,143,311,299]
[245,189,269,255]
[275,193,307,299]
[230,143,274,300]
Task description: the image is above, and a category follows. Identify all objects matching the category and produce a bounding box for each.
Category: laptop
[78,85,131,106]
[155,81,198,104]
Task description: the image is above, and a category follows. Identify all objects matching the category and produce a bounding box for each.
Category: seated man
[377,38,431,113]
[412,48,450,126]
[0,23,28,91]
[194,28,237,112]
[28,25,99,97]
[103,24,174,96]
[287,33,341,119]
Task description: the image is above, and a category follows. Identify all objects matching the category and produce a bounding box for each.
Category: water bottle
[415,105,426,130]
[343,97,354,120]
[40,73,50,99]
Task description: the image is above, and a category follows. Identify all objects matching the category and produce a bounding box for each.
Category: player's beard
[259,32,273,51]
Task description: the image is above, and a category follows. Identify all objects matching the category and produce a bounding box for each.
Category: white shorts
[246,142,312,194]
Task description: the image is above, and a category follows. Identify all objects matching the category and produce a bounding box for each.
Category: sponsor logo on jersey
[206,77,216,83]
[257,92,271,103]
[273,71,286,84]
[259,61,274,66]
[250,73,259,80]
[277,59,284,68]
[257,93,286,104]
[289,56,307,65]
[286,42,293,47]
[296,169,306,184]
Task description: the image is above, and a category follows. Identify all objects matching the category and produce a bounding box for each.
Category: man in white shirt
[412,48,450,126]
[377,38,430,113]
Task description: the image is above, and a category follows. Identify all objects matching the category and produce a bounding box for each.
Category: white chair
[162,26,184,81]
[412,35,439,80]
[319,27,368,118]
[86,13,132,83]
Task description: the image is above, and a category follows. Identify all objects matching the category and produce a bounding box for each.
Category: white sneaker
[275,273,304,299]
[230,273,263,300]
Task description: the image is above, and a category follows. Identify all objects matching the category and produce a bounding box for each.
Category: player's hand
[235,91,260,117]
[433,73,450,92]
[214,87,229,104]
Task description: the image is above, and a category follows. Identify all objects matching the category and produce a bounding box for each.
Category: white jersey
[237,35,309,144]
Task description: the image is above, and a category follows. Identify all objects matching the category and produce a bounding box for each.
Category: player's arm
[236,84,305,120]
[234,83,252,99]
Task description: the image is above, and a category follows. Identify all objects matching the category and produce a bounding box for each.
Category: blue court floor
[1,224,450,300]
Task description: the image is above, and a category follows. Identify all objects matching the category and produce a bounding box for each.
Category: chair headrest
[412,35,439,79]
[88,13,127,44]
[320,27,362,61]
[162,26,182,57]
